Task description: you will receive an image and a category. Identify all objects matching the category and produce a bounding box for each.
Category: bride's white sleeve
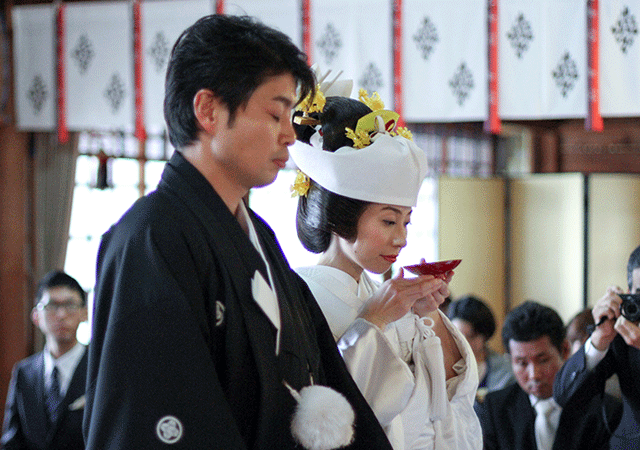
[337,318,415,427]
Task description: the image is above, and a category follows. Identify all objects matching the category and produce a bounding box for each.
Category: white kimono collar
[236,201,281,355]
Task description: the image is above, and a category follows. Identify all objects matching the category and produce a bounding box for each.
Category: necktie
[534,398,558,450]
[45,366,62,426]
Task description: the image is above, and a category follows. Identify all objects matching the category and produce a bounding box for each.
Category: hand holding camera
[592,288,640,351]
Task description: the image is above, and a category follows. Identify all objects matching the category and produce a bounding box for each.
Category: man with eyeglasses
[2,270,88,450]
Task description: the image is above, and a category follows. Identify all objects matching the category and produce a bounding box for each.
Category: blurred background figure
[565,308,622,399]
[1,270,88,450]
[566,308,595,355]
[448,295,515,403]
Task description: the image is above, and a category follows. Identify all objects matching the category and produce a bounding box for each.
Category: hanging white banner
[224,0,302,49]
[402,0,487,122]
[311,0,393,104]
[311,0,358,95]
[544,0,587,118]
[12,5,55,131]
[600,1,640,117]
[500,1,543,119]
[65,2,133,130]
[501,0,586,120]
[353,0,393,105]
[142,0,213,132]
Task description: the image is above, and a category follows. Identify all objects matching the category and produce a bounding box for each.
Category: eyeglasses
[36,302,83,314]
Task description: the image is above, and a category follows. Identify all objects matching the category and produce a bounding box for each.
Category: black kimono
[83,152,392,449]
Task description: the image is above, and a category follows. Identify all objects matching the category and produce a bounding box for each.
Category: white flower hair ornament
[284,381,355,450]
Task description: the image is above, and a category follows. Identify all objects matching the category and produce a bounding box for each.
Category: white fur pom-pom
[289,384,355,450]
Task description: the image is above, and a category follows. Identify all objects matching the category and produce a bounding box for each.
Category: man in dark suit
[82,14,392,450]
[476,300,620,450]
[555,245,640,449]
[2,270,88,450]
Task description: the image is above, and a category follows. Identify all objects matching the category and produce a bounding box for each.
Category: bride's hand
[359,268,445,329]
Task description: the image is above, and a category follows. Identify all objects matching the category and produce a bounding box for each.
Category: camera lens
[621,294,640,322]
[624,303,638,316]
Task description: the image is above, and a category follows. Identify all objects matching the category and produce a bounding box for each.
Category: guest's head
[449,295,496,363]
[32,270,87,356]
[501,300,569,400]
[566,308,594,355]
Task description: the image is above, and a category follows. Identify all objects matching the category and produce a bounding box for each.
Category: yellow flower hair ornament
[345,127,372,149]
[290,170,311,197]
[393,127,413,141]
[344,109,409,149]
[297,85,326,114]
[294,86,325,127]
[358,89,385,111]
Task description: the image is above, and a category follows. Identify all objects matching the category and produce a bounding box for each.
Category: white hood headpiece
[290,132,427,207]
[290,83,428,207]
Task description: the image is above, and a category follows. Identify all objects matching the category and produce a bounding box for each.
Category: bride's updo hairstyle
[294,96,372,254]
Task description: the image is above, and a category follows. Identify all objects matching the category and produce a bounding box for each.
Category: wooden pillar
[0,126,31,417]
[0,0,32,417]
[538,128,561,173]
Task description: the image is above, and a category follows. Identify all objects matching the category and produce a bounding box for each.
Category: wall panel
[588,174,640,305]
[510,174,584,322]
[439,177,506,350]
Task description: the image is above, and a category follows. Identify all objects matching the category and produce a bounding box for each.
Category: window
[65,131,172,343]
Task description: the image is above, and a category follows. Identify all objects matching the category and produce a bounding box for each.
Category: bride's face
[337,203,412,274]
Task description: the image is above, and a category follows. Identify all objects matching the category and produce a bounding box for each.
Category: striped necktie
[45,366,62,426]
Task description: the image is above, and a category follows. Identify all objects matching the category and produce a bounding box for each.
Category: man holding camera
[554,245,640,449]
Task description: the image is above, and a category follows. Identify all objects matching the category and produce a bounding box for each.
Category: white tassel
[285,382,355,450]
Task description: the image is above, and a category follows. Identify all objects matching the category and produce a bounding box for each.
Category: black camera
[620,294,640,322]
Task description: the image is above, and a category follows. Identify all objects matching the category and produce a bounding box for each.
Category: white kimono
[297,266,482,450]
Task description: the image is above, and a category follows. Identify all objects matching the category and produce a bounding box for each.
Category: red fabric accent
[302,0,312,64]
[56,3,69,144]
[485,0,501,134]
[586,0,603,132]
[393,0,404,128]
[216,0,225,15]
[134,0,146,142]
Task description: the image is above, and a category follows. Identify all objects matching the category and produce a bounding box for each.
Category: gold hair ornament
[344,127,372,149]
[296,85,326,114]
[294,85,325,127]
[394,127,413,140]
[358,89,385,111]
[290,170,311,197]
[344,90,414,147]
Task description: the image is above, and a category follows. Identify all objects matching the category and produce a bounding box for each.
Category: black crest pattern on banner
[552,52,578,98]
[449,62,474,106]
[72,34,94,74]
[27,74,47,114]
[104,72,125,113]
[148,31,170,73]
[507,13,534,59]
[317,23,342,66]
[359,62,384,94]
[413,17,439,60]
[611,6,638,54]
